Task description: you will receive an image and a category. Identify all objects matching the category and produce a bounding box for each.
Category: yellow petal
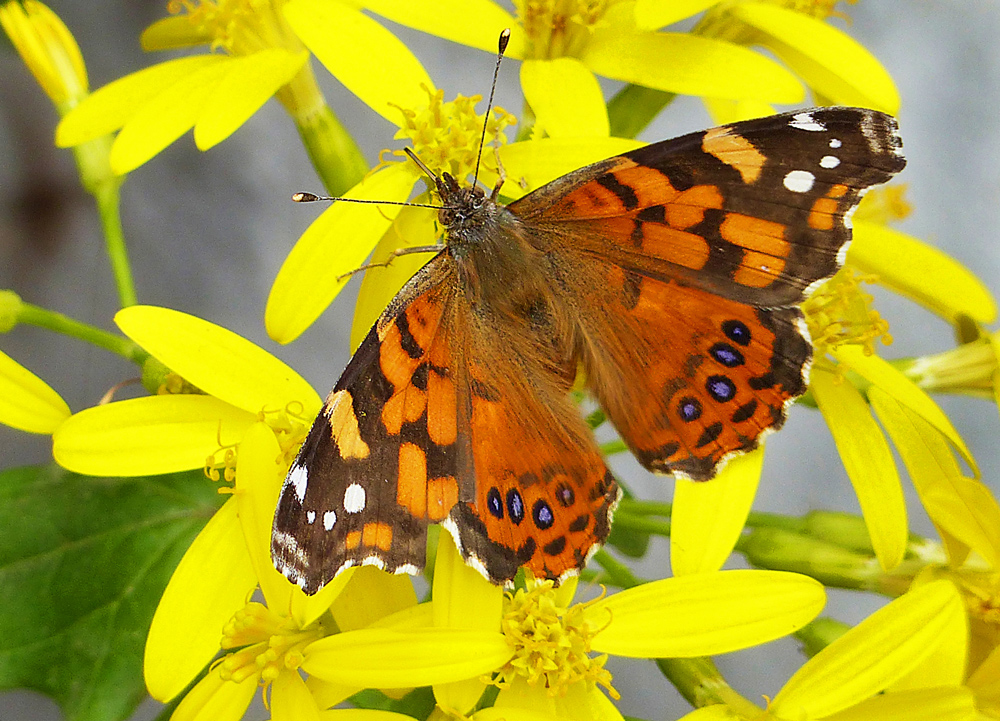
[674,707,740,721]
[923,476,1000,569]
[329,566,418,632]
[634,0,720,30]
[144,498,256,701]
[140,15,212,51]
[110,58,235,173]
[521,58,609,138]
[671,447,763,575]
[812,366,907,571]
[433,533,502,715]
[968,644,1000,714]
[284,0,432,123]
[271,670,320,721]
[194,49,309,150]
[171,664,257,721]
[302,628,514,687]
[115,305,320,414]
[832,345,977,474]
[351,204,438,351]
[821,687,976,721]
[849,220,997,324]
[0,347,70,433]
[889,586,968,691]
[771,580,965,719]
[266,162,416,344]
[53,395,256,475]
[363,0,522,56]
[316,711,423,721]
[869,389,971,564]
[583,32,803,103]
[728,1,899,113]
[305,675,359,712]
[586,570,824,657]
[702,97,775,125]
[490,675,623,721]
[56,55,225,147]
[498,137,643,197]
[235,423,295,610]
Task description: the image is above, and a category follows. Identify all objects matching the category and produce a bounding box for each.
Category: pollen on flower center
[387,86,516,186]
[515,0,612,59]
[497,581,619,699]
[259,402,311,466]
[218,601,324,684]
[166,0,295,55]
[803,267,892,358]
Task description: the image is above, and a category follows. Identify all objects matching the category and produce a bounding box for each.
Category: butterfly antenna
[472,28,511,187]
[291,191,441,211]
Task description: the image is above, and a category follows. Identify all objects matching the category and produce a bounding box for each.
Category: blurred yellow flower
[0,0,88,111]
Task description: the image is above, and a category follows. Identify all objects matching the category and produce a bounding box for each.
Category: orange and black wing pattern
[509,107,905,479]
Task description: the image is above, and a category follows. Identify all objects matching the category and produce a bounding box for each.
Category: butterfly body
[272,107,905,593]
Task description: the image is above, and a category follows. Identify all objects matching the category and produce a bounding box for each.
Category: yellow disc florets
[497,580,619,699]
[387,85,516,184]
[803,267,892,358]
[218,601,324,684]
[514,0,615,59]
[166,0,295,55]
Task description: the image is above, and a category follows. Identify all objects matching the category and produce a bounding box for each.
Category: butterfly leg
[335,245,444,282]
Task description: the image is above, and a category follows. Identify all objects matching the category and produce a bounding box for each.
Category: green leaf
[0,465,223,721]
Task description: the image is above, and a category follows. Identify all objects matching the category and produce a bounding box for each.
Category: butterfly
[271,106,905,593]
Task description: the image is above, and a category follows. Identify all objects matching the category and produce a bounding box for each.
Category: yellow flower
[265,82,640,345]
[684,0,899,123]
[0,346,70,434]
[359,0,805,138]
[899,330,1000,402]
[0,0,88,111]
[422,534,825,720]
[798,189,994,574]
[677,579,974,721]
[53,0,425,178]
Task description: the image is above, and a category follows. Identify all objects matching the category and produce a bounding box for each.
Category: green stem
[294,103,369,197]
[591,549,641,588]
[656,658,762,716]
[71,134,137,307]
[794,616,851,658]
[616,498,806,532]
[17,301,148,366]
[607,85,676,139]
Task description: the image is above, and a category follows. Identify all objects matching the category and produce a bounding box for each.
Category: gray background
[1,1,998,719]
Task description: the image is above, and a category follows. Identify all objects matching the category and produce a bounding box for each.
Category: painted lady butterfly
[272,104,904,593]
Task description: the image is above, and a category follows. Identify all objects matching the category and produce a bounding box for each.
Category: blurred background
[1,1,998,719]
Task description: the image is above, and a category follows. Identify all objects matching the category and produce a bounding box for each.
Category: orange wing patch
[325,390,370,459]
[701,126,766,184]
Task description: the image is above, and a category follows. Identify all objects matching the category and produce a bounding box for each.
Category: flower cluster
[1,2,998,721]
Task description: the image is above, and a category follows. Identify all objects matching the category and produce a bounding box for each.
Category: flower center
[764,0,857,20]
[218,601,324,684]
[803,267,892,358]
[514,0,614,59]
[387,86,516,185]
[165,0,299,55]
[259,402,312,466]
[497,581,619,699]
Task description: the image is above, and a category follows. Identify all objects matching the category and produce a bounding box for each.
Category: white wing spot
[783,169,815,193]
[306,510,316,525]
[830,138,842,149]
[288,463,309,502]
[790,112,826,132]
[820,155,840,169]
[344,483,366,513]
[323,510,337,531]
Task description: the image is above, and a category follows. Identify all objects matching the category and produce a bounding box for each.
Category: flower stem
[71,134,137,307]
[607,85,676,139]
[656,657,762,715]
[591,549,641,589]
[294,103,369,197]
[16,301,148,365]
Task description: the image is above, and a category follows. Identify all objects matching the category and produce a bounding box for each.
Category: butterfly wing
[273,253,620,591]
[507,107,905,480]
[271,254,471,593]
